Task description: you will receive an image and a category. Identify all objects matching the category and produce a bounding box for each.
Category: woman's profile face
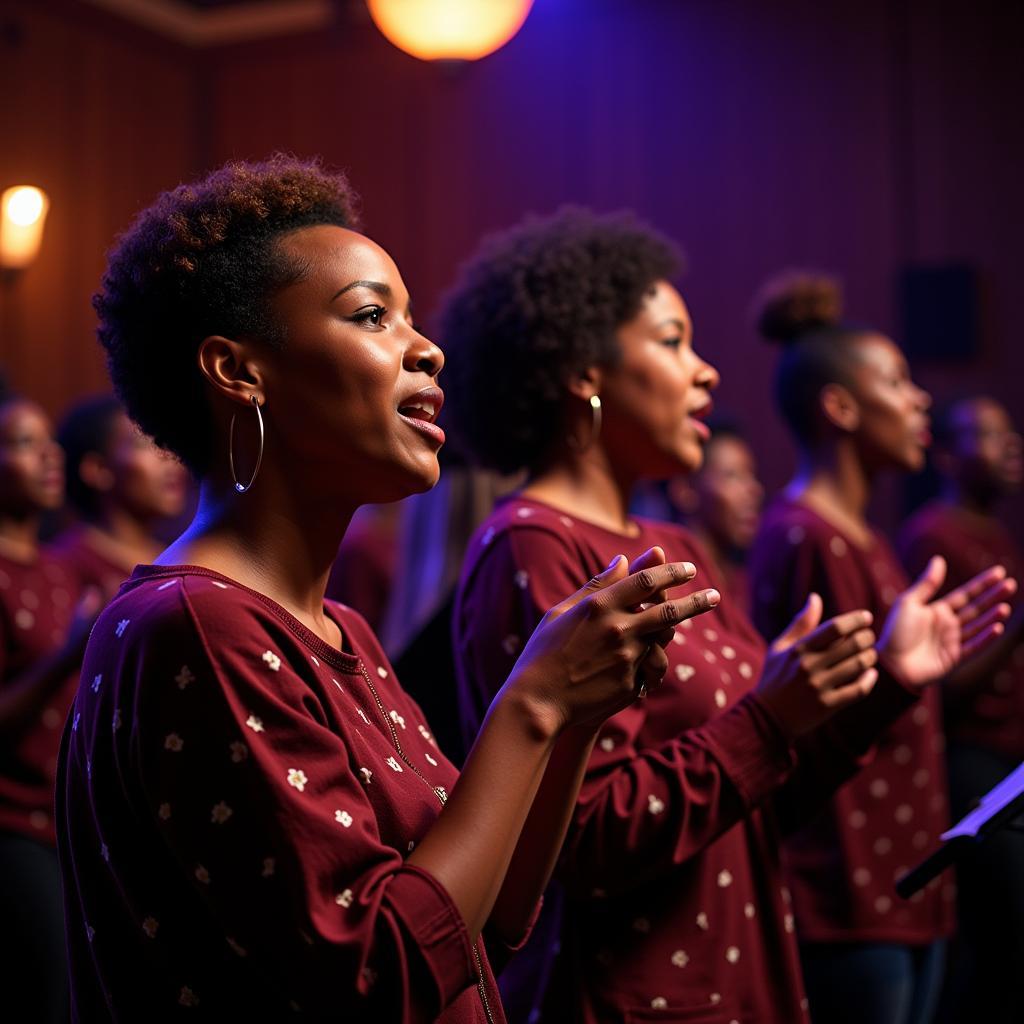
[849,334,931,472]
[599,280,719,479]
[102,413,189,521]
[693,435,763,551]
[260,225,445,504]
[0,400,64,515]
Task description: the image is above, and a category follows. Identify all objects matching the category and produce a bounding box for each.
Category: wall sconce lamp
[366,0,534,62]
[1,186,50,272]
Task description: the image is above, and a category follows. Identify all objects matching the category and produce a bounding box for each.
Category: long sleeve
[61,571,489,1022]
[455,516,795,900]
[750,516,918,834]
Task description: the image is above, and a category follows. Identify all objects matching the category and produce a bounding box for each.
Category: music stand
[896,760,1024,899]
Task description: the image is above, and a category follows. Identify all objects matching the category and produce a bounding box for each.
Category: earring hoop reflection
[229,395,264,494]
[569,394,602,453]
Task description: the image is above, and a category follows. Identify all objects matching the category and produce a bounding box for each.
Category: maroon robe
[750,497,955,944]
[0,549,79,845]
[58,565,508,1022]
[898,500,1024,760]
[50,526,132,598]
[454,497,918,1024]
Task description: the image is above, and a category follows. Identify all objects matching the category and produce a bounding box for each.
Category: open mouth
[398,386,446,445]
[688,399,714,441]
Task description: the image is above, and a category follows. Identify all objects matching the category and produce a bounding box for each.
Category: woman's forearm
[487,724,598,943]
[406,687,561,939]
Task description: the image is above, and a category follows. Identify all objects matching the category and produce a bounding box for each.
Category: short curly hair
[752,268,871,443]
[94,154,359,474]
[439,207,681,474]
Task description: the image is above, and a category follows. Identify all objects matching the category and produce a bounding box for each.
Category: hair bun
[752,269,843,343]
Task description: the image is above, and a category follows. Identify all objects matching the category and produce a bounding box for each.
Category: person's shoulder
[632,515,705,560]
[98,568,272,645]
[466,498,577,562]
[757,496,831,547]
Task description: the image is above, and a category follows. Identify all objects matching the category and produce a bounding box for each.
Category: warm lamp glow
[1,186,50,270]
[367,0,534,61]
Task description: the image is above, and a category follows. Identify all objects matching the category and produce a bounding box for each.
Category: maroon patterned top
[751,497,955,944]
[455,497,916,1024]
[0,549,79,844]
[57,565,505,1023]
[899,500,1024,759]
[51,526,132,598]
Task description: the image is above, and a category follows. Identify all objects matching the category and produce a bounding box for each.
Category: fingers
[771,593,823,652]
[903,556,948,605]
[551,554,631,616]
[630,588,722,635]
[601,560,699,609]
[819,667,879,710]
[814,627,877,670]
[961,622,1006,660]
[941,563,1007,613]
[951,574,1016,625]
[961,603,1012,644]
[814,645,879,695]
[798,609,874,654]
[629,547,669,608]
[635,643,669,695]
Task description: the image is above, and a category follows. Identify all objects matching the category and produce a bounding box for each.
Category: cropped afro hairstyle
[57,394,123,519]
[94,154,359,474]
[439,207,681,475]
[752,269,874,443]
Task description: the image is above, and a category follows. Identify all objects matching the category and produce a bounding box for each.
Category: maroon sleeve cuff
[697,693,797,807]
[386,864,479,1007]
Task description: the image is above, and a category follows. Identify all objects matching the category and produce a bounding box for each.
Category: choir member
[747,272,1009,1023]
[0,394,97,1024]
[54,394,189,595]
[898,395,1024,1023]
[440,209,1009,1024]
[667,420,764,613]
[56,156,719,1023]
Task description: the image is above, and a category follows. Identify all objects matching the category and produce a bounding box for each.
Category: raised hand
[878,557,1016,687]
[506,551,721,733]
[756,593,879,740]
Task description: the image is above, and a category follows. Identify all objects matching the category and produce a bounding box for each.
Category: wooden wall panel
[1,0,1020,533]
[0,0,197,417]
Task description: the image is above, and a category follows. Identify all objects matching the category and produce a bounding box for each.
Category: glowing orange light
[1,186,50,270]
[367,0,534,62]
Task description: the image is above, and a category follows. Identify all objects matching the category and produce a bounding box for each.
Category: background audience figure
[53,395,189,595]
[634,418,763,614]
[0,393,98,1024]
[749,270,956,1024]
[324,502,400,635]
[898,396,1024,1024]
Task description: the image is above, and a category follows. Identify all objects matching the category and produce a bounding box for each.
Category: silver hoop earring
[569,394,603,452]
[229,395,264,494]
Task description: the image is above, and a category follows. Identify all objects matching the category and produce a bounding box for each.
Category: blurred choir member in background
[0,393,98,1024]
[748,272,1009,1024]
[56,156,716,1022]
[53,395,189,595]
[633,418,763,614]
[441,210,1007,1024]
[325,503,400,635]
[378,447,518,764]
[898,396,1024,1023]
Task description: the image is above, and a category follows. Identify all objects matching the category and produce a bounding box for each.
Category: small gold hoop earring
[229,395,264,494]
[569,394,602,452]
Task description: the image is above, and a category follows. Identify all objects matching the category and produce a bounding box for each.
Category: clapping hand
[878,557,1016,688]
